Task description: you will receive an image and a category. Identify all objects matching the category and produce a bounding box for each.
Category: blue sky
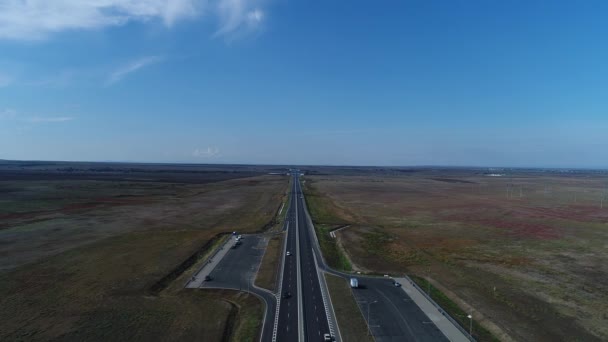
[1,0,607,167]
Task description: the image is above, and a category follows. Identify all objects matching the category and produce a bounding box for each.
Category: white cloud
[0,109,74,123]
[106,56,163,85]
[0,0,201,40]
[214,0,265,38]
[192,147,220,158]
[0,0,270,41]
[27,116,74,123]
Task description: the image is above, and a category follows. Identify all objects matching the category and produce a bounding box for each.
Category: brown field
[0,166,288,341]
[304,170,608,342]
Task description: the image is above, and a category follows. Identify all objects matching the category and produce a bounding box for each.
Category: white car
[286,251,291,256]
[323,333,333,341]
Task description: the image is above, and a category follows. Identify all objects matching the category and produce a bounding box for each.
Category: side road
[396,276,470,342]
[185,235,232,289]
[187,233,277,342]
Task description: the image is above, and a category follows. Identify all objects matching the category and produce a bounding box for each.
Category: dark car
[283,291,291,299]
[204,275,213,281]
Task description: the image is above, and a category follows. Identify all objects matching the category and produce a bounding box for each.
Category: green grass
[228,292,264,342]
[315,225,352,272]
[410,276,499,342]
[302,181,352,271]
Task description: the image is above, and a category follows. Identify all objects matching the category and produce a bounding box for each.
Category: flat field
[304,169,608,341]
[0,162,288,341]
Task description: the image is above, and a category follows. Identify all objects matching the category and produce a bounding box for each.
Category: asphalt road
[276,181,299,341]
[296,178,331,341]
[350,277,448,342]
[277,174,332,342]
[200,234,276,342]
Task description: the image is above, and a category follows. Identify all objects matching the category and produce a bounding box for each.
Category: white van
[350,278,359,288]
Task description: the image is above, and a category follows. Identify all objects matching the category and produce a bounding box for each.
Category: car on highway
[323,333,333,341]
[350,277,359,288]
[286,251,291,256]
[282,291,291,299]
[204,275,213,281]
[393,281,401,287]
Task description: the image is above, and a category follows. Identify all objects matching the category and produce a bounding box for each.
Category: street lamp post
[467,313,473,337]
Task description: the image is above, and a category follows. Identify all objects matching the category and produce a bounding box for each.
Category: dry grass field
[304,170,608,341]
[0,167,288,341]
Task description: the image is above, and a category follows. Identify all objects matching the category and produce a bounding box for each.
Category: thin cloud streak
[0,0,270,41]
[106,56,163,85]
[27,117,74,123]
[214,0,266,39]
[0,0,202,40]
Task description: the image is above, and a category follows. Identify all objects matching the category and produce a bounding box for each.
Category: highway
[189,172,456,342]
[276,173,332,341]
[276,177,299,341]
[296,177,331,340]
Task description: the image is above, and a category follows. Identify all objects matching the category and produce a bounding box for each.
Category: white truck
[350,277,359,288]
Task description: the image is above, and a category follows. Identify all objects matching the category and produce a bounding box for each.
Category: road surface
[191,234,276,342]
[277,174,332,341]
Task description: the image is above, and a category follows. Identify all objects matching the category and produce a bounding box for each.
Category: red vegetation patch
[516,205,608,222]
[0,197,152,226]
[445,215,561,240]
